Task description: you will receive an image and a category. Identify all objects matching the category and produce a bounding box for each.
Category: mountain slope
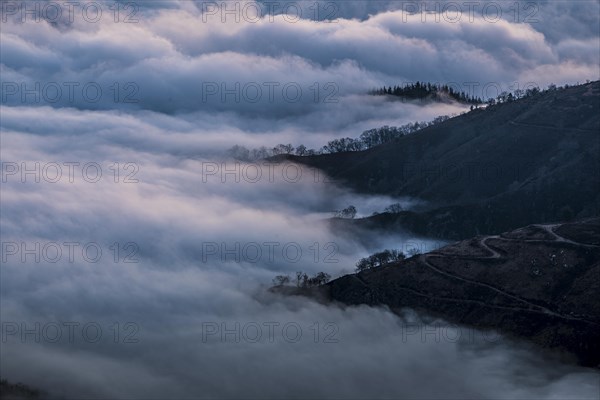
[285,81,600,239]
[318,218,600,367]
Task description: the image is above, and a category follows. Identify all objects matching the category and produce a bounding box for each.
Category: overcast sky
[1,1,599,398]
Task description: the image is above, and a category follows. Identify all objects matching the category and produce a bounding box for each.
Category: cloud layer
[1,1,599,398]
[2,0,599,114]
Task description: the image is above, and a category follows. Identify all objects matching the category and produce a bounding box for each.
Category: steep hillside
[317,218,600,367]
[0,380,41,400]
[286,82,600,239]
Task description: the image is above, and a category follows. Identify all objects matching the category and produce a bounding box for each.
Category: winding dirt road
[417,223,599,325]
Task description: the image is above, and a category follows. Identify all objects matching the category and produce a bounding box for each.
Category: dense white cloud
[1,105,598,398]
[1,1,599,398]
[1,0,598,115]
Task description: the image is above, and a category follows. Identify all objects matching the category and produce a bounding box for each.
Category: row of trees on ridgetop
[271,249,416,289]
[228,116,451,161]
[371,81,484,104]
[321,118,450,153]
[373,81,578,108]
[355,246,423,272]
[230,82,577,162]
[272,271,331,288]
[270,246,423,288]
[355,249,407,272]
[332,203,404,219]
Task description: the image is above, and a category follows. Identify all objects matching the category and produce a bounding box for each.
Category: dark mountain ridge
[281,81,600,239]
[272,85,600,366]
[277,219,600,367]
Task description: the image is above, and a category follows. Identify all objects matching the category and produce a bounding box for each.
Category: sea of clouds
[1,1,599,398]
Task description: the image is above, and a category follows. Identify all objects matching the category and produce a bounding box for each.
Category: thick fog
[1,1,599,398]
[1,140,597,398]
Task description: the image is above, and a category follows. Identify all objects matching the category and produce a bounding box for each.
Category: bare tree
[355,249,406,272]
[384,203,403,213]
[295,271,307,287]
[272,275,291,286]
[335,205,357,219]
[228,145,251,161]
[295,144,307,156]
